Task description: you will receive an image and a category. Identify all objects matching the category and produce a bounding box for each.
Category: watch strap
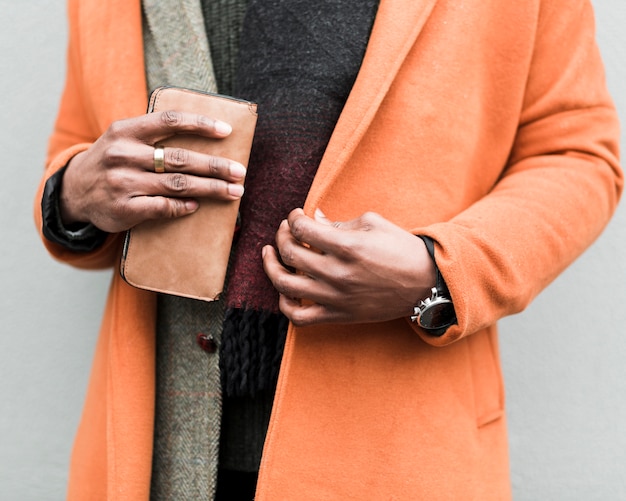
[415,236,457,336]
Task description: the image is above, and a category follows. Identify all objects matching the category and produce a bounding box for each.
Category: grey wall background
[1,1,624,499]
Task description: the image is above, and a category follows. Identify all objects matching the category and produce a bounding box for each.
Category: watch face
[420,300,456,329]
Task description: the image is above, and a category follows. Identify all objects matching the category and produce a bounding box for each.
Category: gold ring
[153,146,165,173]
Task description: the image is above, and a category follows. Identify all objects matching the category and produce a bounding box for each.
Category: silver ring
[153,146,165,173]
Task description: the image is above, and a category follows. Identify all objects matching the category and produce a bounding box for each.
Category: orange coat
[35,0,622,499]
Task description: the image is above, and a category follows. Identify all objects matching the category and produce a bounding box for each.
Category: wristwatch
[411,237,457,335]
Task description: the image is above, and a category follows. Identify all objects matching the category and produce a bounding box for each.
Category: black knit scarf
[220,0,379,396]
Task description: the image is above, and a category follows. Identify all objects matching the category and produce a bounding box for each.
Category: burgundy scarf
[220,0,379,396]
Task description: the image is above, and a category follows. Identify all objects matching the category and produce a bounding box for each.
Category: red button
[196,333,217,353]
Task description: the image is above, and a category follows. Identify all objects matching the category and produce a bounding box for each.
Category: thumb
[315,208,366,231]
[314,208,333,225]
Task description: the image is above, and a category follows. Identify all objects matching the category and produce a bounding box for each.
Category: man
[35,0,622,499]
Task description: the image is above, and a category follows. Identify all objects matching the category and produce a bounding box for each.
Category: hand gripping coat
[35,0,622,499]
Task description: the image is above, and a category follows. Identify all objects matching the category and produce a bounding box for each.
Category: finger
[312,208,362,230]
[125,195,200,224]
[314,208,332,225]
[274,220,328,275]
[262,244,309,299]
[278,295,344,326]
[142,171,245,200]
[118,110,233,145]
[142,144,247,182]
[287,209,364,255]
[263,245,333,303]
[310,208,366,231]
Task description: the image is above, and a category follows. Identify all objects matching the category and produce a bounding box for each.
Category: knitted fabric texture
[221,0,379,397]
[201,0,248,96]
[143,0,217,93]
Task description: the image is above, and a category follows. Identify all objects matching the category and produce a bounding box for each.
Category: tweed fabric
[143,1,222,499]
[150,296,223,500]
[142,0,217,93]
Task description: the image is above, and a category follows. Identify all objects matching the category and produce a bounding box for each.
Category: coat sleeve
[33,0,123,270]
[416,0,623,345]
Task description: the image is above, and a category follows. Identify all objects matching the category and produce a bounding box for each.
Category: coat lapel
[304,0,438,212]
[142,0,217,93]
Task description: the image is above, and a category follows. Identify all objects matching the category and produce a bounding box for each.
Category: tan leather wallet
[120,86,258,301]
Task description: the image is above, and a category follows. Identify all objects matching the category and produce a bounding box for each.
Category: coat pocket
[466,328,505,427]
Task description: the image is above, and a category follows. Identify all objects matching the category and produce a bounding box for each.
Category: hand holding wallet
[120,86,258,301]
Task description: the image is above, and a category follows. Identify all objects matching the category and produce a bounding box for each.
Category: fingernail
[262,246,268,258]
[184,200,199,212]
[230,162,247,178]
[315,208,330,223]
[228,184,245,197]
[214,120,232,135]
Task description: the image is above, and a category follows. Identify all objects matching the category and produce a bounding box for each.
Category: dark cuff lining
[41,167,108,252]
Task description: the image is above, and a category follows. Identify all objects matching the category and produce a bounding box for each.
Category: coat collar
[305,0,438,212]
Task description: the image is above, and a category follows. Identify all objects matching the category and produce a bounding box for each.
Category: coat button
[196,333,217,353]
